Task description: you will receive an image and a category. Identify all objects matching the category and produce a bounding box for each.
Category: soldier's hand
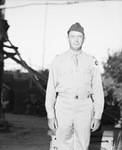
[48,118,58,131]
[91,118,101,132]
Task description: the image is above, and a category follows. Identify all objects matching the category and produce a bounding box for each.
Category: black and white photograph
[0,0,122,150]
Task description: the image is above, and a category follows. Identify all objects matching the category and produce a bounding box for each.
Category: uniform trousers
[55,96,93,150]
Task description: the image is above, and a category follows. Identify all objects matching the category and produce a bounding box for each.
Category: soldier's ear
[82,36,86,43]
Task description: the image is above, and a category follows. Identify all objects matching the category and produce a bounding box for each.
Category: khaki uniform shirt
[45,50,104,120]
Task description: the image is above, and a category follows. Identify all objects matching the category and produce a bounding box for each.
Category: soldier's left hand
[91,118,101,132]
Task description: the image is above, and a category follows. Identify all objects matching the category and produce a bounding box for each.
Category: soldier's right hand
[48,118,58,131]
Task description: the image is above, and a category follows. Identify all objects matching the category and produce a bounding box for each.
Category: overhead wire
[0,1,80,10]
[0,0,120,10]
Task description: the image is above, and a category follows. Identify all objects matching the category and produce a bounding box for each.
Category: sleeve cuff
[94,111,103,120]
[46,109,55,119]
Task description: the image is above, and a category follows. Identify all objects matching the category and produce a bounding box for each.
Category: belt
[58,93,90,100]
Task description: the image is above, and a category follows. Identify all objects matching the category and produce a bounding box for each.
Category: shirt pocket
[58,63,72,82]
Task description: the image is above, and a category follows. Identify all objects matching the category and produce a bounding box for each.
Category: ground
[0,113,122,150]
[0,113,50,150]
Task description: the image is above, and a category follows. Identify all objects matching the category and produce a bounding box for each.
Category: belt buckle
[75,95,78,99]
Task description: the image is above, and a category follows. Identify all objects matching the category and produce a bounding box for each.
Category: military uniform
[45,50,104,150]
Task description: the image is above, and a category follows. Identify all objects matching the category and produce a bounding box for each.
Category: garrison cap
[67,22,85,35]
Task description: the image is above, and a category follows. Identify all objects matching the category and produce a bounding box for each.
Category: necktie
[74,54,78,67]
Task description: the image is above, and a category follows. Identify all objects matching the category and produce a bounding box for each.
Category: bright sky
[3,0,122,72]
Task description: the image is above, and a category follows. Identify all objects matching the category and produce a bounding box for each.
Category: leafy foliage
[103,50,122,83]
[102,50,122,125]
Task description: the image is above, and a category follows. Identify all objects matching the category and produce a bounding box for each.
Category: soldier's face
[68,31,84,51]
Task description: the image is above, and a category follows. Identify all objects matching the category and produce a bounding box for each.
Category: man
[45,22,104,150]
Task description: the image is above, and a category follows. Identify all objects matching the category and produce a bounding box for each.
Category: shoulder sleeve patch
[95,60,99,66]
[92,56,99,66]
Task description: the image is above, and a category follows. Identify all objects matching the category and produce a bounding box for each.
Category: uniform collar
[68,49,82,58]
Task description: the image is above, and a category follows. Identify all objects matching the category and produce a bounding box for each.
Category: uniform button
[75,95,78,99]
